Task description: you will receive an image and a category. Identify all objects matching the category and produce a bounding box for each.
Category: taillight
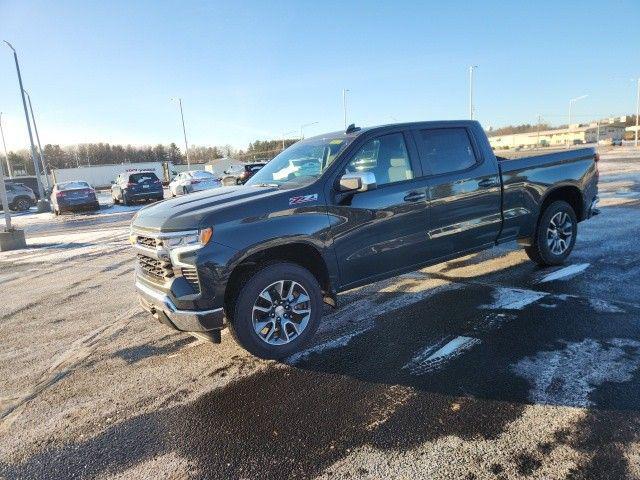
[594,153,600,163]
[191,180,201,184]
[127,182,136,187]
[56,191,66,198]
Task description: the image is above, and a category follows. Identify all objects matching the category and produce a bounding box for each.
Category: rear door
[411,126,501,259]
[328,131,430,287]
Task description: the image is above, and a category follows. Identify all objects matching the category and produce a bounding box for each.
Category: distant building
[489,118,627,150]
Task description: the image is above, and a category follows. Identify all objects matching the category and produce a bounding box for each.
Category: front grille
[137,254,174,281]
[137,235,157,249]
[181,267,200,292]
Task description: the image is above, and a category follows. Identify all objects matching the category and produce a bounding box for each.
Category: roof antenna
[345,123,360,134]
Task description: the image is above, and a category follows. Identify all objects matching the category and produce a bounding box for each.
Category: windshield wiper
[254,183,280,188]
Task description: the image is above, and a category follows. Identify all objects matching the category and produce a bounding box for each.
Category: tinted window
[59,181,90,190]
[345,133,413,186]
[418,128,477,175]
[190,171,214,179]
[129,172,159,183]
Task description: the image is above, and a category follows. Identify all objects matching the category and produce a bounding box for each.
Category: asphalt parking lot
[1,152,640,479]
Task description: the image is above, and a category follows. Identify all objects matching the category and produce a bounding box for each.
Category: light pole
[300,121,318,140]
[0,122,11,230]
[3,40,49,211]
[23,90,50,191]
[634,78,639,148]
[568,95,588,147]
[281,130,296,149]
[342,89,350,130]
[172,98,190,168]
[0,113,12,178]
[469,65,478,120]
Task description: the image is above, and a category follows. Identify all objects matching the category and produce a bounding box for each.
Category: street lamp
[0,113,12,178]
[342,89,350,130]
[171,97,190,169]
[3,40,49,211]
[281,130,297,149]
[23,89,50,191]
[299,121,318,139]
[469,65,478,120]
[634,78,640,148]
[568,95,588,142]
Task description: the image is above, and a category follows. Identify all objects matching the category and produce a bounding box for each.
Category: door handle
[478,178,499,188]
[404,192,426,202]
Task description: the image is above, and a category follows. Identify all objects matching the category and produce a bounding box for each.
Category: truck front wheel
[228,262,323,359]
[525,200,577,266]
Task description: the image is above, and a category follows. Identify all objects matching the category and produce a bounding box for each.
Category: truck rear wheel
[525,200,577,266]
[228,262,323,359]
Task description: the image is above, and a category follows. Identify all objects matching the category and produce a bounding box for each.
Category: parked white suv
[1,183,37,212]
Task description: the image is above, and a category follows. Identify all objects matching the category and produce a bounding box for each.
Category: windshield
[59,181,91,190]
[245,135,353,188]
[129,172,159,183]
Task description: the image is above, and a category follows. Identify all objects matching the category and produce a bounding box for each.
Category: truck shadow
[4,261,640,479]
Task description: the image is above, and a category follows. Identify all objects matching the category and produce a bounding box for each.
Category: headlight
[164,227,213,250]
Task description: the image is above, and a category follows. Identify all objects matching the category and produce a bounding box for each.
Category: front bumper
[136,280,225,333]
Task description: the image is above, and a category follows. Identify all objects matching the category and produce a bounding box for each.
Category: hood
[131,185,281,232]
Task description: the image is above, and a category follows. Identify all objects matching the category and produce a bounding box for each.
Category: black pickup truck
[130,121,599,358]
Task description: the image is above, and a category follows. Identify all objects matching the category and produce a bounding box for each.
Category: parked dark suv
[111,171,164,205]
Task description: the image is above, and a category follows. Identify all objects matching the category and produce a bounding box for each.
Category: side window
[344,133,413,186]
[417,128,477,175]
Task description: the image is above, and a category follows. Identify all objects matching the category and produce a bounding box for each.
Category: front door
[327,131,430,288]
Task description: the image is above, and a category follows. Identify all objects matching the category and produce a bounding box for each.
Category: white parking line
[480,286,548,310]
[537,263,590,283]
[403,336,482,375]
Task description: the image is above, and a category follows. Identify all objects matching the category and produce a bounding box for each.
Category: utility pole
[342,89,350,130]
[23,90,50,191]
[3,40,49,211]
[469,65,478,120]
[172,98,190,169]
[0,113,12,178]
[568,95,588,148]
[0,138,11,231]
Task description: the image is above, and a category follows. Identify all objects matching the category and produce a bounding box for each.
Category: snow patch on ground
[588,298,625,313]
[403,336,481,375]
[512,338,640,407]
[480,287,547,310]
[538,263,590,283]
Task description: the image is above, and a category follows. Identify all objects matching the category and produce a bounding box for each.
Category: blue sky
[0,0,637,151]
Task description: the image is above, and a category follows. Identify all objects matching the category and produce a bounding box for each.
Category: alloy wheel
[252,280,311,345]
[547,211,573,255]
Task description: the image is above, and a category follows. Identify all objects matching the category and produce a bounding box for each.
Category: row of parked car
[1,163,267,216]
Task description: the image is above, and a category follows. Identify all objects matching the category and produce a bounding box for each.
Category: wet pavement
[1,155,640,479]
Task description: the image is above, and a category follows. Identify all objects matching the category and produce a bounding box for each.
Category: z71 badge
[289,194,318,205]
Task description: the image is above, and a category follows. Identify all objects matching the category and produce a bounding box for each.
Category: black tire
[525,200,577,266]
[123,193,131,206]
[54,208,60,216]
[182,186,188,196]
[113,195,119,205]
[228,262,323,359]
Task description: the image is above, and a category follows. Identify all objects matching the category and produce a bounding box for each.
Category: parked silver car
[0,183,37,212]
[169,170,221,196]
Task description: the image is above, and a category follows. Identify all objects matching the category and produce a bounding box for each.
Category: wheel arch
[538,184,584,221]
[224,240,337,319]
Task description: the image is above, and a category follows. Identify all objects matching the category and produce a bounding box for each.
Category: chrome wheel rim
[547,211,573,255]
[252,280,311,345]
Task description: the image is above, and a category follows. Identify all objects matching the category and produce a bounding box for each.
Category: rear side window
[417,128,477,175]
[59,181,90,190]
[190,171,214,179]
[129,173,159,183]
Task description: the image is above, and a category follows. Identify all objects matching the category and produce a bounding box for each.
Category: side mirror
[339,172,376,192]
